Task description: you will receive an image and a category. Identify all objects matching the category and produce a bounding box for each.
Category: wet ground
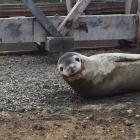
[0,48,140,140]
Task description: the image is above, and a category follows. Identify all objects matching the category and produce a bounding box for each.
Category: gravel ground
[0,48,140,140]
[0,53,73,112]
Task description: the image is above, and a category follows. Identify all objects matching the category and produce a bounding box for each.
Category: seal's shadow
[61,89,140,105]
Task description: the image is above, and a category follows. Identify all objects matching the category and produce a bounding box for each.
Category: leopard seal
[57,52,140,98]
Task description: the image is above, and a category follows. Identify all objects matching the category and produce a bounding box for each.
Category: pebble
[135,114,140,118]
[85,114,94,121]
[32,123,44,130]
[127,109,133,114]
[81,123,87,129]
[96,118,104,124]
[53,123,62,128]
[63,135,68,139]
[16,107,25,113]
[75,125,79,129]
[124,120,133,126]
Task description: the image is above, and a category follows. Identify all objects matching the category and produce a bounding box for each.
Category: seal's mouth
[62,70,82,81]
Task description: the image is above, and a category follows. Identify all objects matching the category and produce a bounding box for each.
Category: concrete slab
[45,37,75,52]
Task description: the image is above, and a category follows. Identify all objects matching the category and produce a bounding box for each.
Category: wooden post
[119,0,138,47]
[22,0,62,37]
[66,0,73,13]
[125,0,138,14]
[137,0,140,46]
[57,0,92,35]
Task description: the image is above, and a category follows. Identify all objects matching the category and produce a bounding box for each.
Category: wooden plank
[0,3,67,17]
[86,1,125,15]
[57,0,92,35]
[0,15,137,43]
[70,15,137,41]
[125,0,138,14]
[0,2,125,18]
[0,17,33,43]
[22,0,62,37]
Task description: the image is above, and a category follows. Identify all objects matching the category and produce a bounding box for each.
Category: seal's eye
[60,67,63,72]
[75,57,80,62]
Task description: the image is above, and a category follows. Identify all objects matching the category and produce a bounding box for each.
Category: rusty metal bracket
[22,0,62,37]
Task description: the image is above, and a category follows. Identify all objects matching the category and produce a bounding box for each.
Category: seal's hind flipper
[115,58,140,62]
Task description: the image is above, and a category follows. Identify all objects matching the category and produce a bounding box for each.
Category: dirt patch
[0,49,140,140]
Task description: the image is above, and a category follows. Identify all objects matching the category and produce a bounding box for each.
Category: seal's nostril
[69,64,76,73]
[71,67,74,72]
[60,67,63,72]
[69,63,76,68]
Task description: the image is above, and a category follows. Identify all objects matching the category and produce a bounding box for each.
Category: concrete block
[45,37,75,52]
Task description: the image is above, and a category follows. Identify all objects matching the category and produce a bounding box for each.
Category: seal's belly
[67,78,102,98]
[66,62,140,98]
[102,62,140,93]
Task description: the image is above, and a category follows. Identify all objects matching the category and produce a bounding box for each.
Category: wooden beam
[22,0,62,37]
[137,0,140,45]
[66,0,73,13]
[0,15,137,43]
[125,0,138,14]
[0,2,125,18]
[58,0,92,35]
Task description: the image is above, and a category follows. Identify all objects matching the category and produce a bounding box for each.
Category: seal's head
[57,52,85,81]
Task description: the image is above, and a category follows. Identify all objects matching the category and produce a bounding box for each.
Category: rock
[53,123,62,128]
[16,107,25,113]
[32,123,44,130]
[96,118,104,124]
[127,109,133,114]
[85,114,94,121]
[124,120,133,126]
[135,114,140,118]
[79,105,102,112]
[63,135,68,139]
[81,123,87,129]
[75,125,79,129]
